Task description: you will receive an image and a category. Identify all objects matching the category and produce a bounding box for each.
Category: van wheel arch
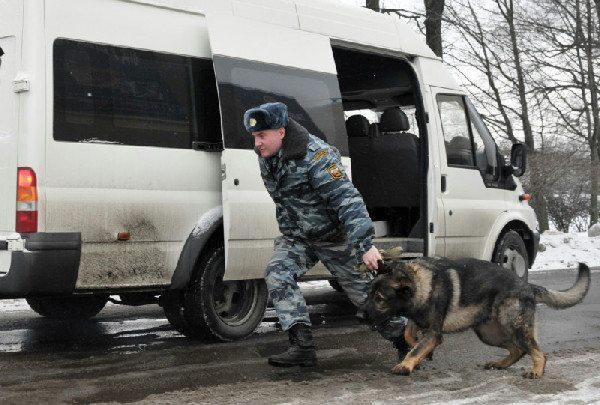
[169,208,224,290]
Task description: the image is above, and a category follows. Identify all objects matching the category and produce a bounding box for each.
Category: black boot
[268,323,317,367]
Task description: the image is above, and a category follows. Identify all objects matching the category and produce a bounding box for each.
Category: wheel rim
[211,260,260,327]
[501,247,527,278]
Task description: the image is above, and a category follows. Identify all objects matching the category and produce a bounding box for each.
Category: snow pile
[533,230,600,271]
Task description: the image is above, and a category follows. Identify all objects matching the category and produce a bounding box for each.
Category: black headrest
[449,136,471,149]
[346,115,370,137]
[379,107,410,132]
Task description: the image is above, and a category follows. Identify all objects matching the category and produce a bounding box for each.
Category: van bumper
[0,233,81,298]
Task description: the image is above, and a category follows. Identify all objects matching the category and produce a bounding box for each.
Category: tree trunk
[365,0,380,12]
[532,194,550,233]
[424,0,445,58]
[528,151,550,232]
[591,155,599,226]
[497,0,535,151]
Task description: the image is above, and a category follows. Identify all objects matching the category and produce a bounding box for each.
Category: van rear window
[53,39,221,149]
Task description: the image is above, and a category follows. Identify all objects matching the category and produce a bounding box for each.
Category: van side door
[206,14,347,280]
[432,90,507,259]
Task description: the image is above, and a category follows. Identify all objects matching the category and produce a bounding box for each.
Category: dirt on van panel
[75,243,171,288]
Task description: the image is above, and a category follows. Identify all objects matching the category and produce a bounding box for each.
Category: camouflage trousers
[264,236,406,341]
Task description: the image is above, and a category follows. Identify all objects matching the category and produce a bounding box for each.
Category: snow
[191,206,223,238]
[532,230,600,271]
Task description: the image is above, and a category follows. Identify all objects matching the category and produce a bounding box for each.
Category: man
[243,102,408,367]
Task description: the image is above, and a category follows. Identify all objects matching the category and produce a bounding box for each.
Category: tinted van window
[213,56,348,155]
[53,39,221,149]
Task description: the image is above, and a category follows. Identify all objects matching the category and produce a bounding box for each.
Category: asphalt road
[0,268,597,404]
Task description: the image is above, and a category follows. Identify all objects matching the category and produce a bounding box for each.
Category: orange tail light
[16,167,38,233]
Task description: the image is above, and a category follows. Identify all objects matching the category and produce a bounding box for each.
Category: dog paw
[522,370,542,379]
[484,361,503,370]
[391,364,412,376]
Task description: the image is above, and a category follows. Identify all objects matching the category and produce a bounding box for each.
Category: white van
[0,0,538,341]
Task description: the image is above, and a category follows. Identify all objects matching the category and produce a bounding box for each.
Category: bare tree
[366,0,380,12]
[522,146,590,232]
[424,0,445,58]
[443,0,534,149]
[442,0,553,228]
[526,0,600,225]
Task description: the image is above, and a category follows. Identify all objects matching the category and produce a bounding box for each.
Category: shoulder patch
[327,164,344,179]
[313,149,330,161]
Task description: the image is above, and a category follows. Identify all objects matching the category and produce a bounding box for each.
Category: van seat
[345,114,370,138]
[347,115,377,205]
[446,136,473,166]
[366,107,421,208]
[347,107,421,216]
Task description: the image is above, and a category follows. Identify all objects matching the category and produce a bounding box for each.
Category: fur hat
[243,102,290,132]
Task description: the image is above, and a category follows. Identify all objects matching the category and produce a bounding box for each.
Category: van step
[373,237,424,255]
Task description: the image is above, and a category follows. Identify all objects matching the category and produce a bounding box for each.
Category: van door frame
[430,87,508,259]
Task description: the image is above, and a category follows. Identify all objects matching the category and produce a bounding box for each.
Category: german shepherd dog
[365,257,591,378]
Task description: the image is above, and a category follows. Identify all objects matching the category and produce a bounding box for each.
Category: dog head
[364,261,415,331]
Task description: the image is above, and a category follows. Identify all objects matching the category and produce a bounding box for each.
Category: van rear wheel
[163,245,268,341]
[26,295,108,319]
[492,230,529,281]
[161,289,197,337]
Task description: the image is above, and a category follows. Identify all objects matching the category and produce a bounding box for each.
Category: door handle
[441,175,447,192]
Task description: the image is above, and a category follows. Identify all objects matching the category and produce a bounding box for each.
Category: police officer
[243,102,408,367]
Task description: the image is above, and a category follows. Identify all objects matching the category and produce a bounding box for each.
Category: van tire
[182,245,268,341]
[26,295,108,319]
[161,289,197,337]
[492,230,529,281]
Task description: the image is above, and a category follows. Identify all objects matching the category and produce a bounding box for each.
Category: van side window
[53,39,221,149]
[212,56,347,155]
[437,94,499,185]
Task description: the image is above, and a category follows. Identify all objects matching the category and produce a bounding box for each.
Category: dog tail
[532,263,591,309]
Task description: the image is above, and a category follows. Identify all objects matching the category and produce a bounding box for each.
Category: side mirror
[510,143,527,177]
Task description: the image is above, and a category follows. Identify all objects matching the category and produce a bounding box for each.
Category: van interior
[332,47,425,254]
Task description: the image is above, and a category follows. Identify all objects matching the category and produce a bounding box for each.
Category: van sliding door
[207,15,345,280]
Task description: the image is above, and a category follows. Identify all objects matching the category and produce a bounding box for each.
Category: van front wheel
[492,230,529,281]
[170,245,268,341]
